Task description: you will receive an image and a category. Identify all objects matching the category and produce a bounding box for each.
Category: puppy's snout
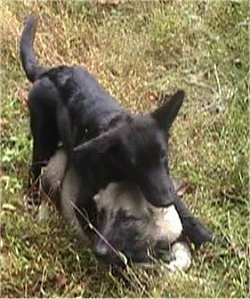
[162,185,174,201]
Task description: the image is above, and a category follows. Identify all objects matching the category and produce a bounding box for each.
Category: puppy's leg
[28,123,58,204]
[28,86,59,204]
[74,183,97,233]
[173,194,214,248]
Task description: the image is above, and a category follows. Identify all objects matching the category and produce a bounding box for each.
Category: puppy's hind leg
[28,120,58,204]
[27,84,59,204]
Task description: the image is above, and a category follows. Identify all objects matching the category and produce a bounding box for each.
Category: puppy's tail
[20,15,48,82]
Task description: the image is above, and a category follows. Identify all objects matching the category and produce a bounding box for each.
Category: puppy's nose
[94,242,109,259]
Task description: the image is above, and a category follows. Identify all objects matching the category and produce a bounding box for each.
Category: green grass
[1,0,249,297]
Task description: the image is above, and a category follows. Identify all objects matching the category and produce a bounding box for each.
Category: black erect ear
[73,131,118,167]
[151,90,185,133]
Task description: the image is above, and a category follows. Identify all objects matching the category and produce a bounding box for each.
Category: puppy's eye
[121,214,139,223]
[121,216,141,230]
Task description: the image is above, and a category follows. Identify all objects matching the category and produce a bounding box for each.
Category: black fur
[21,15,214,247]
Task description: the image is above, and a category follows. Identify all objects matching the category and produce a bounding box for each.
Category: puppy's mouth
[95,247,155,268]
[99,250,175,269]
[139,188,174,208]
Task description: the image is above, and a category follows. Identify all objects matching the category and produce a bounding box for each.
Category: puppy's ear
[151,90,184,133]
[73,132,118,166]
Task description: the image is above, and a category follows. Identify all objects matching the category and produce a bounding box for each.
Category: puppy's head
[42,150,184,267]
[74,90,184,208]
[92,182,183,266]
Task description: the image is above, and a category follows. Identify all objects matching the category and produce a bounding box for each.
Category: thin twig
[71,200,152,293]
[70,200,127,265]
[183,78,216,94]
[214,64,221,96]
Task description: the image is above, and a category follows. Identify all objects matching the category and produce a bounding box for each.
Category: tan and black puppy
[42,149,191,270]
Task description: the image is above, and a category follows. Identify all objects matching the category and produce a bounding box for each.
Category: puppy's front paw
[183,218,213,248]
[166,242,192,272]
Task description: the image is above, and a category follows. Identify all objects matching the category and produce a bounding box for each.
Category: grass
[1,0,249,297]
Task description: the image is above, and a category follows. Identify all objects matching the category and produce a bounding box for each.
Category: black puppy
[20,15,214,247]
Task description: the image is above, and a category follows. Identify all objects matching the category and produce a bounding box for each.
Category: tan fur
[94,182,183,244]
[41,150,85,239]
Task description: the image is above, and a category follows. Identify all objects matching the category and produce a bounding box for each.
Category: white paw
[166,241,192,272]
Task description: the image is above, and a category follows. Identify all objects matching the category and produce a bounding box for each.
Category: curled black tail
[20,15,48,82]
